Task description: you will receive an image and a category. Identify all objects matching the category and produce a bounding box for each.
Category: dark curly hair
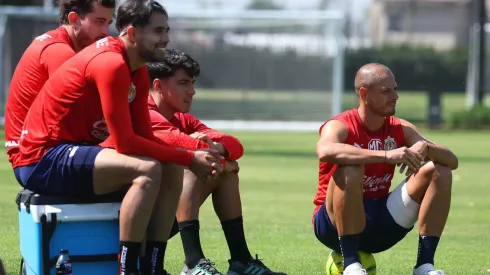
[147,48,201,83]
[59,0,115,25]
[116,0,168,32]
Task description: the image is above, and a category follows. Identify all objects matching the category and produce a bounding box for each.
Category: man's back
[313,108,405,215]
[5,26,75,167]
[18,37,147,168]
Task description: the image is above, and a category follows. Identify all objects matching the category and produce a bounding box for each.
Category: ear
[67,11,81,26]
[358,87,368,101]
[152,78,161,92]
[126,26,137,44]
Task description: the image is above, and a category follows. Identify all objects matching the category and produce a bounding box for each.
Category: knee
[332,165,364,189]
[420,161,453,189]
[432,162,453,189]
[136,159,162,190]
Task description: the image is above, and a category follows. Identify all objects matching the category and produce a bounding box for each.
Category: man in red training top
[17,1,222,275]
[5,0,115,178]
[314,63,458,275]
[145,49,287,275]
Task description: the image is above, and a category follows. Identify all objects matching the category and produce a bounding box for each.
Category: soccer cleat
[180,258,222,275]
[413,264,445,275]
[343,263,368,275]
[226,254,287,275]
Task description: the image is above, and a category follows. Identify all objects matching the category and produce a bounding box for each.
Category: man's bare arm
[401,119,458,170]
[316,120,385,165]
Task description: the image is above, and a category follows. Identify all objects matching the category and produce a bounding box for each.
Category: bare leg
[212,172,242,222]
[326,165,365,270]
[140,163,185,274]
[404,162,452,237]
[177,169,220,222]
[403,161,452,271]
[327,165,366,235]
[176,169,221,268]
[92,148,163,274]
[147,163,185,242]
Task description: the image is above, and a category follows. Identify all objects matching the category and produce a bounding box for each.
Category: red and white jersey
[18,37,194,168]
[4,26,75,167]
[313,107,405,216]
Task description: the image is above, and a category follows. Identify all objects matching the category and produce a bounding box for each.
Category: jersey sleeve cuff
[176,149,194,167]
[219,138,244,161]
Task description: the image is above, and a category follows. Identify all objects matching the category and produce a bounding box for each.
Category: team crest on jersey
[384,136,397,151]
[128,83,136,102]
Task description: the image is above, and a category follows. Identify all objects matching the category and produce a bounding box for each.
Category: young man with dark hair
[16,1,222,275]
[145,49,287,275]
[5,0,115,176]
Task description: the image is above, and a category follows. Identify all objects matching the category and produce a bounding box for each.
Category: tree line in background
[176,41,489,129]
[176,42,469,93]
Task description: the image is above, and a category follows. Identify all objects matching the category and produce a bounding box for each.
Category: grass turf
[0,130,489,274]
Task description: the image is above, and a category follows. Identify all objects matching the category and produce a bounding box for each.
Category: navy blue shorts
[313,196,413,254]
[14,143,104,198]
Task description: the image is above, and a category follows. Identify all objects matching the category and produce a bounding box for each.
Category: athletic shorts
[313,181,419,254]
[14,143,104,198]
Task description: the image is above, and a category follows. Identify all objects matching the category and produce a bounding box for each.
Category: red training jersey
[312,107,405,217]
[147,95,244,161]
[18,37,194,168]
[5,26,76,167]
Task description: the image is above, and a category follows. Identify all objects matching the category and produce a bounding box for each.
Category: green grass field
[0,130,489,274]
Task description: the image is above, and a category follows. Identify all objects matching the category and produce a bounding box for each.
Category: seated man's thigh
[18,143,105,197]
[19,143,160,198]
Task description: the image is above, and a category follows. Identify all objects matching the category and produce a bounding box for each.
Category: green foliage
[449,105,490,129]
[174,41,468,93]
[344,44,468,92]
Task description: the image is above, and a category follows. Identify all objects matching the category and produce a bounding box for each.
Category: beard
[76,28,104,49]
[371,106,396,117]
[138,44,165,63]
